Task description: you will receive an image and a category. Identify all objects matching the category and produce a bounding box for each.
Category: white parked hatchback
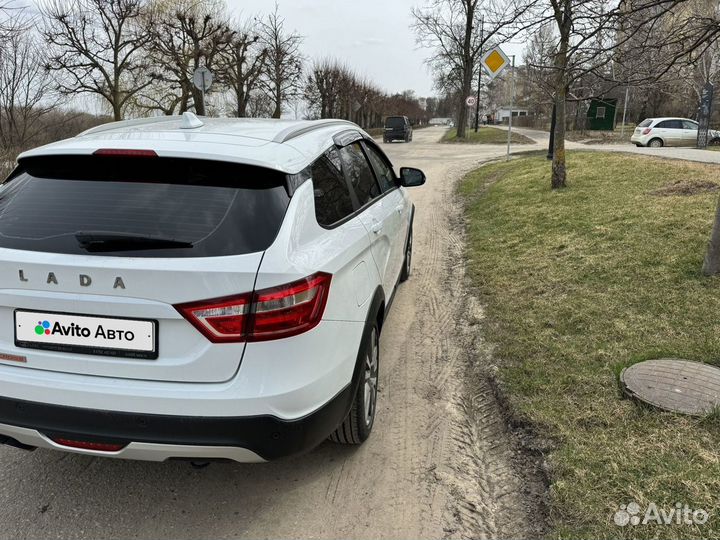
[0,113,425,462]
[630,117,720,147]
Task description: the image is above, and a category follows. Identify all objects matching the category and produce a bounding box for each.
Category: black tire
[710,138,720,147]
[330,322,379,445]
[648,138,663,148]
[383,138,389,144]
[400,226,412,282]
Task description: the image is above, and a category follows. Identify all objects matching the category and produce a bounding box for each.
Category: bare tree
[412,0,538,138]
[258,3,304,118]
[220,21,267,117]
[0,7,60,152]
[40,0,150,121]
[143,0,234,116]
[304,58,349,119]
[542,0,700,188]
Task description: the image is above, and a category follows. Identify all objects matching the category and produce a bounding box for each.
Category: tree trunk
[193,87,206,116]
[552,88,567,189]
[551,3,570,190]
[456,0,476,139]
[703,196,720,275]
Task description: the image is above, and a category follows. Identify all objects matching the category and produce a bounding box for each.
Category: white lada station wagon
[0,113,425,462]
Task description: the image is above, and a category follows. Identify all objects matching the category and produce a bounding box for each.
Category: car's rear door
[338,141,399,297]
[655,119,682,146]
[362,141,407,284]
[682,120,699,146]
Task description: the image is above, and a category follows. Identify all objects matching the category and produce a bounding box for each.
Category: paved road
[496,124,720,165]
[0,128,546,540]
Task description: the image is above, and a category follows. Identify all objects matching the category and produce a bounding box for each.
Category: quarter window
[363,143,396,192]
[311,149,355,227]
[340,142,381,207]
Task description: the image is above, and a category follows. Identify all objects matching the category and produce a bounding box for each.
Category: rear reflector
[175,273,332,343]
[51,438,126,452]
[93,149,158,157]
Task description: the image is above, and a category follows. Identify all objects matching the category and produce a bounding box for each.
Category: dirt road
[0,128,546,540]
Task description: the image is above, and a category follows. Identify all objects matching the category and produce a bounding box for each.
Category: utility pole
[506,55,515,161]
[474,16,484,132]
[620,86,629,138]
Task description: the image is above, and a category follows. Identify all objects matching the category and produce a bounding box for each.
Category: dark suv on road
[383,116,413,143]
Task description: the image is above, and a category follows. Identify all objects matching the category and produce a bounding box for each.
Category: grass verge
[460,151,720,539]
[442,127,535,145]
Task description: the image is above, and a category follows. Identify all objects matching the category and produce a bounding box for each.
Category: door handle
[371,221,383,235]
[395,205,404,215]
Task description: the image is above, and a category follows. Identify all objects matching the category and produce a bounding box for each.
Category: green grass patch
[442,127,534,145]
[460,152,720,539]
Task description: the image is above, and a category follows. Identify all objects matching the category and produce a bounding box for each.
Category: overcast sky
[228,0,437,97]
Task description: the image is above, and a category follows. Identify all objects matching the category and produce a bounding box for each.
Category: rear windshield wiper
[75,232,194,252]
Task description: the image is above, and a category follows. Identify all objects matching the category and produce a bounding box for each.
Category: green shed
[586,98,618,131]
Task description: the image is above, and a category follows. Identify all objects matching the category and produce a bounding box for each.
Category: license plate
[14,310,157,359]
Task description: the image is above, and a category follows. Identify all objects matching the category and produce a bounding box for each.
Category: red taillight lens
[249,272,332,341]
[175,273,332,343]
[52,438,126,452]
[93,148,158,157]
[642,128,652,135]
[175,293,252,343]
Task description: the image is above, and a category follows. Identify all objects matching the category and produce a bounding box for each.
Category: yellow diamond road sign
[481,46,510,80]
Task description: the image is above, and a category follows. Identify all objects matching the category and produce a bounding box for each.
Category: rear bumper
[384,131,409,141]
[0,382,355,462]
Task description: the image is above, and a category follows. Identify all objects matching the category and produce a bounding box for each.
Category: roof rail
[272,119,360,144]
[77,115,184,137]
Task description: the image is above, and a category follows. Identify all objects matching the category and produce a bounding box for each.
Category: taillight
[249,272,332,341]
[642,128,652,135]
[175,293,252,343]
[175,272,332,343]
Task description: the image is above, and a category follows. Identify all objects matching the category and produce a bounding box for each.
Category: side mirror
[399,167,426,187]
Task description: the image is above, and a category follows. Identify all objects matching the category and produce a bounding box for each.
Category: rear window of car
[385,117,405,129]
[638,119,653,127]
[0,156,290,258]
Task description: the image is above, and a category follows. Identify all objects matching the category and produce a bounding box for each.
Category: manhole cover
[620,359,720,416]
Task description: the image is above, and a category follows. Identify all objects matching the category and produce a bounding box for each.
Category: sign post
[506,55,515,161]
[474,16,484,132]
[697,82,714,149]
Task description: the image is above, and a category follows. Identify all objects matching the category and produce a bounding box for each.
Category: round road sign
[465,96,477,107]
[193,67,213,92]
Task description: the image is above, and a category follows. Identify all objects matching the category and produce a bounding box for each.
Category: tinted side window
[657,120,682,129]
[311,149,354,227]
[363,142,396,192]
[683,120,698,130]
[638,119,652,127]
[340,142,381,207]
